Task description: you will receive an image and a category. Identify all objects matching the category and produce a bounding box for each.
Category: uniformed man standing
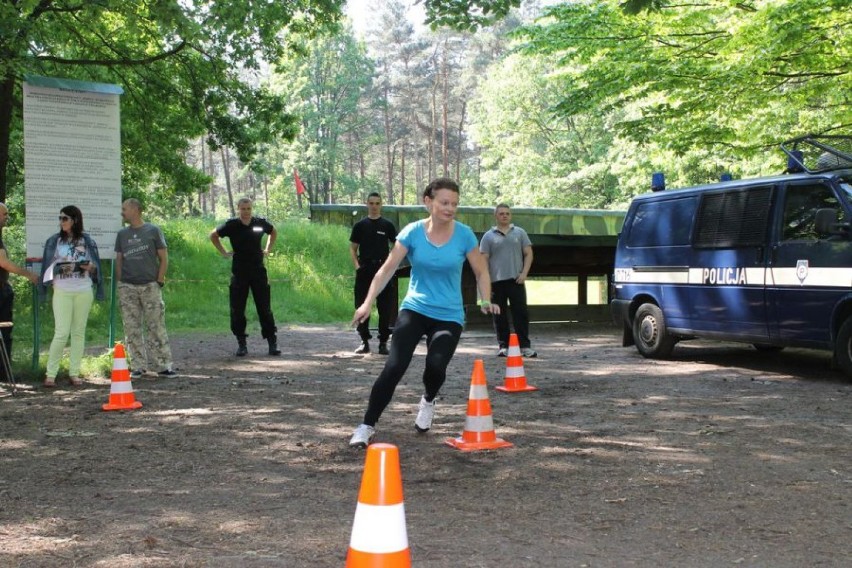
[210,197,281,357]
[349,192,397,354]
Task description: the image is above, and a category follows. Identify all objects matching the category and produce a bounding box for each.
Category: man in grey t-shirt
[114,198,175,378]
[479,204,536,358]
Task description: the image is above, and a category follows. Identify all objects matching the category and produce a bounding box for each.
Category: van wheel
[835,319,852,376]
[753,344,784,352]
[633,303,676,358]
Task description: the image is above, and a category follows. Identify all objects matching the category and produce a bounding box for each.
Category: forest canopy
[1,0,848,213]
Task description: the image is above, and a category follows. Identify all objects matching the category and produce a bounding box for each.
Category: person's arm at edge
[264,227,277,255]
[467,247,499,315]
[518,245,533,284]
[210,229,232,258]
[114,251,123,282]
[349,242,360,270]
[0,249,37,284]
[156,247,168,285]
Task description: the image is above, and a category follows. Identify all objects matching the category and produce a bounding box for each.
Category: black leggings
[363,309,463,426]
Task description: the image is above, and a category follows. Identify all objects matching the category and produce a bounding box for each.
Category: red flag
[294,169,306,196]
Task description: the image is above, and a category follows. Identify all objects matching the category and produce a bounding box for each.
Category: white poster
[23,76,123,260]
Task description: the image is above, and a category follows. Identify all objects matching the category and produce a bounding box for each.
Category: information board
[23,76,124,259]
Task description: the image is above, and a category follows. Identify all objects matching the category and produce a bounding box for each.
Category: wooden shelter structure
[310,204,626,323]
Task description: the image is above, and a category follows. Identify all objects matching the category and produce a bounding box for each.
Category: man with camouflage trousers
[114,198,175,378]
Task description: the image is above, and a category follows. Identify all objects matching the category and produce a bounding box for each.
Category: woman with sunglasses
[38,206,104,387]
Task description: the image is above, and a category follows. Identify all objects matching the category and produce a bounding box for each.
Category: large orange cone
[496,333,538,393]
[445,359,513,451]
[346,443,411,567]
[102,343,142,411]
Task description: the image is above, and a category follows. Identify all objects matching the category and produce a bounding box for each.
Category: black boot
[235,337,248,357]
[268,336,281,356]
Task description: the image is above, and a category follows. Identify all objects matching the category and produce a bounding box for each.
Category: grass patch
[5,218,358,380]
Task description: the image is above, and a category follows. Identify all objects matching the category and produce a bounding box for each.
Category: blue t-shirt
[398,219,478,325]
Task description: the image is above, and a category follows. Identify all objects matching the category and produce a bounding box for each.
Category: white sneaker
[349,424,375,448]
[522,347,538,358]
[415,396,435,433]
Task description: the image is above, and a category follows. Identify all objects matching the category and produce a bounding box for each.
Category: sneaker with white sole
[130,369,146,379]
[414,396,435,433]
[522,347,538,358]
[349,424,375,448]
[497,347,508,357]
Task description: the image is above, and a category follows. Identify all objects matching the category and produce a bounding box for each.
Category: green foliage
[0,0,346,198]
[424,0,523,30]
[466,0,851,204]
[470,52,622,207]
[518,0,851,156]
[269,27,376,205]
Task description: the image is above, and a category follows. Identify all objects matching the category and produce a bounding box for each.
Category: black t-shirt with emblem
[216,217,274,270]
[349,217,397,262]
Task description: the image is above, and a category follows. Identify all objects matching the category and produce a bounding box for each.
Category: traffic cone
[346,443,411,567]
[445,359,513,451]
[102,343,142,411]
[495,333,538,393]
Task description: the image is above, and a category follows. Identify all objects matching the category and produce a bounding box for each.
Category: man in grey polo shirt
[114,198,175,378]
[479,203,536,358]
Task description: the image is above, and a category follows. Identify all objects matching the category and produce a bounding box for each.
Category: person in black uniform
[210,197,281,357]
[349,192,397,355]
[0,203,39,369]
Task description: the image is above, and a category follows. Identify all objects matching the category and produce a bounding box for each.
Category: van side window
[782,184,841,241]
[626,196,696,247]
[693,187,772,249]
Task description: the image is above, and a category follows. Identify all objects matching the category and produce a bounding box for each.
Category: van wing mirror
[814,208,849,236]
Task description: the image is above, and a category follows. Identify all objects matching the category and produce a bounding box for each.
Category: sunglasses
[59,215,72,222]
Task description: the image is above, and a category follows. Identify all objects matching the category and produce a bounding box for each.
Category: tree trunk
[221,146,235,217]
[456,100,466,181]
[207,141,217,217]
[400,142,406,205]
[415,161,423,203]
[382,84,395,204]
[0,75,15,203]
[430,73,438,181]
[263,177,269,211]
[199,137,207,214]
[441,41,449,177]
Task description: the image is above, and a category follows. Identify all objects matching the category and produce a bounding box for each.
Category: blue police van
[611,135,852,376]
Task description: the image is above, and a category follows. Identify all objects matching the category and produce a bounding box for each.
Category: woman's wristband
[479,299,491,308]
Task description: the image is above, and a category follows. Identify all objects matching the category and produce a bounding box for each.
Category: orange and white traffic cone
[495,333,538,393]
[102,343,142,411]
[445,359,513,452]
[346,443,411,567]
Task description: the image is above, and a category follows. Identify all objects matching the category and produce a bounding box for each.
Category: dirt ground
[1,322,850,567]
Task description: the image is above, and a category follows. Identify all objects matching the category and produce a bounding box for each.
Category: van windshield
[840,178,852,206]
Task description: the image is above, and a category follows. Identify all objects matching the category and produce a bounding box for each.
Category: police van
[611,135,852,376]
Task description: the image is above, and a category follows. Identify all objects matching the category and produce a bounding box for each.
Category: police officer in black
[210,197,281,357]
[349,192,397,354]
